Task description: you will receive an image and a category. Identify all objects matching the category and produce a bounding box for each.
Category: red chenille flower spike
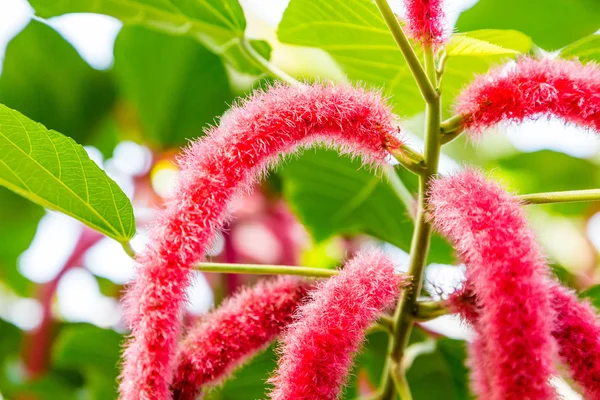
[456,58,600,135]
[269,249,407,400]
[118,83,403,400]
[171,276,309,400]
[449,282,600,399]
[429,170,556,400]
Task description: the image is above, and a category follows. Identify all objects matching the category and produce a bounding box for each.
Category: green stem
[519,189,600,205]
[121,241,136,259]
[389,144,428,176]
[194,262,336,278]
[413,301,448,321]
[374,0,438,104]
[239,37,299,86]
[440,115,465,144]
[380,47,441,400]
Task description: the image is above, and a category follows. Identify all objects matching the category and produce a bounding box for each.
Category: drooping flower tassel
[429,170,557,399]
[172,277,309,400]
[269,249,407,400]
[450,282,600,399]
[456,58,600,134]
[119,83,403,399]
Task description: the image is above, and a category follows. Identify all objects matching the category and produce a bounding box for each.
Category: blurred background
[0,0,599,398]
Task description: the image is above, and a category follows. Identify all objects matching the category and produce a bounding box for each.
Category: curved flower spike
[118,83,403,399]
[429,169,556,400]
[269,249,407,400]
[456,58,600,135]
[171,276,309,400]
[449,283,600,400]
[403,0,446,46]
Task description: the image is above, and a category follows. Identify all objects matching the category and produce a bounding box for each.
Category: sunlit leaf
[560,34,600,63]
[456,0,600,50]
[27,0,263,72]
[0,105,135,242]
[447,33,523,57]
[278,0,520,116]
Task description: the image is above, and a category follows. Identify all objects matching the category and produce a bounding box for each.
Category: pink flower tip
[403,0,447,46]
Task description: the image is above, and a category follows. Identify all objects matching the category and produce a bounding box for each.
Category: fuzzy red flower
[119,83,403,399]
[269,249,406,400]
[403,0,446,46]
[456,58,600,134]
[171,276,309,400]
[429,170,556,400]
[450,283,600,399]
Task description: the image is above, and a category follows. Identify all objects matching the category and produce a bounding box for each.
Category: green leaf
[27,0,259,71]
[0,20,116,145]
[280,149,414,251]
[205,346,277,399]
[560,34,600,63]
[53,324,121,378]
[407,338,471,400]
[447,32,527,57]
[0,189,43,295]
[113,26,234,147]
[280,149,454,262]
[0,104,135,242]
[456,0,600,50]
[580,285,600,310]
[453,30,533,53]
[277,0,520,116]
[52,324,122,399]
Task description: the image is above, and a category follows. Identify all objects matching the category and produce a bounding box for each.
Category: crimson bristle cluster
[118,83,403,399]
[172,276,309,400]
[403,0,446,46]
[269,249,407,399]
[456,58,600,134]
[429,170,556,399]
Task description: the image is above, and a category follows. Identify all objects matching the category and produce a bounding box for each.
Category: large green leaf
[446,30,532,57]
[560,34,600,63]
[280,149,454,262]
[27,0,262,72]
[0,20,116,145]
[456,0,600,50]
[0,189,44,295]
[113,26,234,147]
[280,149,414,251]
[407,338,471,400]
[206,346,277,399]
[277,0,525,116]
[0,105,135,242]
[52,324,122,400]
